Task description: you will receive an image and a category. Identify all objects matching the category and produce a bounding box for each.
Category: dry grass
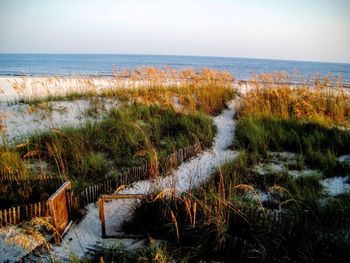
[108,67,234,115]
[2,216,54,252]
[10,76,99,99]
[239,72,350,126]
[10,67,235,115]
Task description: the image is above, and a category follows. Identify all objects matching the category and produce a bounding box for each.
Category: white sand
[321,176,350,196]
[0,226,43,262]
[0,99,119,143]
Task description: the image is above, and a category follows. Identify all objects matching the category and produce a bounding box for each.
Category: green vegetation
[86,241,172,263]
[24,104,214,183]
[3,71,350,262]
[0,145,62,207]
[119,74,350,262]
[238,72,349,126]
[0,179,61,208]
[0,104,215,205]
[122,152,350,262]
[235,116,350,176]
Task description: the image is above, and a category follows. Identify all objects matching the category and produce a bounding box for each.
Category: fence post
[46,201,50,217]
[13,207,16,224]
[25,205,29,220]
[17,206,20,224]
[85,188,89,205]
[98,197,106,238]
[9,209,13,224]
[30,204,34,219]
[4,210,7,225]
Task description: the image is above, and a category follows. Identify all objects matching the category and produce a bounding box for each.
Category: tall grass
[122,151,350,262]
[2,104,214,195]
[2,68,228,207]
[235,116,350,175]
[235,72,350,174]
[10,67,235,115]
[239,72,349,127]
[108,67,235,115]
[0,132,63,207]
[78,241,172,263]
[118,73,350,262]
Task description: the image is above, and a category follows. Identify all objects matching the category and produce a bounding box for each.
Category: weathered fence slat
[0,172,59,182]
[0,200,51,226]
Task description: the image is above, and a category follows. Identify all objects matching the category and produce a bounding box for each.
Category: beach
[1,71,350,262]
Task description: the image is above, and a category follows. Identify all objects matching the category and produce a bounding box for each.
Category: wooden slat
[85,188,89,205]
[35,203,38,217]
[9,209,13,224]
[99,197,106,238]
[4,210,7,225]
[30,203,33,218]
[25,204,29,219]
[17,206,20,223]
[13,207,16,224]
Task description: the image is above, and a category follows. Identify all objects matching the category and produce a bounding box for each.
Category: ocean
[0,54,349,83]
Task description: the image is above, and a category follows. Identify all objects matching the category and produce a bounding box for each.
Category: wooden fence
[161,143,202,173]
[0,200,50,226]
[77,180,114,208]
[0,143,202,226]
[0,171,58,182]
[76,143,202,207]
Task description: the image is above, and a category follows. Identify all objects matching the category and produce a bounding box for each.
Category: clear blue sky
[0,0,349,63]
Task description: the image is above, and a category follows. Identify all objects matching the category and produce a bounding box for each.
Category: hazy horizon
[1,53,350,65]
[1,0,349,63]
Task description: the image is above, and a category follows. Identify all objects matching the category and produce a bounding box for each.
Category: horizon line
[0,52,349,65]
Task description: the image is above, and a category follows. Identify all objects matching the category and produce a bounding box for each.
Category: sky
[0,0,349,63]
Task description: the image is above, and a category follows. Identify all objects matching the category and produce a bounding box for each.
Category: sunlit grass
[239,72,349,127]
[10,67,235,115]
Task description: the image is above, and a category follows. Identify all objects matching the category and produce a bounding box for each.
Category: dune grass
[239,72,349,126]
[24,104,214,177]
[10,67,235,115]
[1,68,235,207]
[234,72,350,175]
[0,141,63,207]
[235,116,350,176]
[122,151,350,262]
[84,241,172,263]
[0,103,215,204]
[119,73,350,262]
[4,71,350,261]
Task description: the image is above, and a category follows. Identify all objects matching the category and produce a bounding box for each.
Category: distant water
[0,54,349,83]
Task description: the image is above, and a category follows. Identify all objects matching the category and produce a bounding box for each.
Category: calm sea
[0,54,349,83]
